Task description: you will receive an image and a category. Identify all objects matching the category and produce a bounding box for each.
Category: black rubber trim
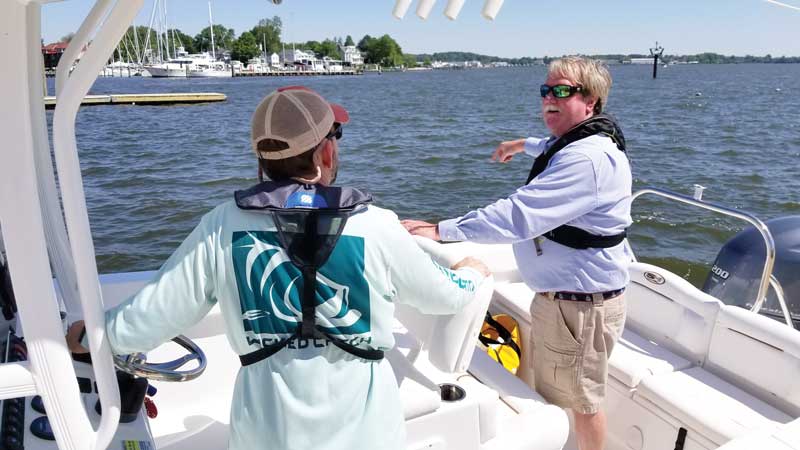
[674,427,687,450]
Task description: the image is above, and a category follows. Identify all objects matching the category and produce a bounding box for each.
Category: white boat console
[1,328,156,450]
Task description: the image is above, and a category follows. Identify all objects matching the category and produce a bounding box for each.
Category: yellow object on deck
[43,92,227,109]
[479,313,523,375]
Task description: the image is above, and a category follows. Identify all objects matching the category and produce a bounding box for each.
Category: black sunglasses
[540,84,582,99]
[326,123,343,140]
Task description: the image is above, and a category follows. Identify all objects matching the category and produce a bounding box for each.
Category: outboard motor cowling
[702,216,800,327]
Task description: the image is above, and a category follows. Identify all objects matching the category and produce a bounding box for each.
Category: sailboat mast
[145,0,159,63]
[208,1,217,60]
[167,1,178,58]
[155,0,164,62]
[162,0,171,60]
[132,20,141,64]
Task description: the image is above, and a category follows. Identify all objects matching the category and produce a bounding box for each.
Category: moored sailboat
[187,1,231,78]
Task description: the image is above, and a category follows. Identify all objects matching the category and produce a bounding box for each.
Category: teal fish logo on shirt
[231,231,370,342]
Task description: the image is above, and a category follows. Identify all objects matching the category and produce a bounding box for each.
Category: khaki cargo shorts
[523,292,626,414]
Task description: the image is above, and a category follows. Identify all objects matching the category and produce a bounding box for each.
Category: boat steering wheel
[113,335,207,382]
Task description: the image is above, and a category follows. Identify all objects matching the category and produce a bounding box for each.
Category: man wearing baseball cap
[68,86,489,449]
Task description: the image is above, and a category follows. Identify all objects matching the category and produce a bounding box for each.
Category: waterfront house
[270,52,281,68]
[281,48,324,71]
[341,45,364,66]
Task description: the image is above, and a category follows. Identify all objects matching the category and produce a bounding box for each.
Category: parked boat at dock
[188,61,232,78]
[143,47,215,78]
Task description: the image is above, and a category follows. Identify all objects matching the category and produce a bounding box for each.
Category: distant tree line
[109,17,291,63]
[83,21,800,67]
[664,53,800,64]
[410,51,800,66]
[412,51,538,66]
[585,53,800,64]
[104,18,417,67]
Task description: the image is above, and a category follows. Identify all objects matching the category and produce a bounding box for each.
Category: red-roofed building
[42,42,69,69]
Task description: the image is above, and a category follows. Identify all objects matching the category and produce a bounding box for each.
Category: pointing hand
[491,138,526,163]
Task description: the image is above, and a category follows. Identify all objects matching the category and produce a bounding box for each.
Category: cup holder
[439,383,466,402]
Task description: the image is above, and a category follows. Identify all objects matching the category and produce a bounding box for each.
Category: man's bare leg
[573,409,606,450]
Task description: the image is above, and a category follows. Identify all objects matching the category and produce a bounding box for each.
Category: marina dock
[233,69,361,77]
[43,92,227,109]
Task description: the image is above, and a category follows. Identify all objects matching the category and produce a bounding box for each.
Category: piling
[650,42,664,79]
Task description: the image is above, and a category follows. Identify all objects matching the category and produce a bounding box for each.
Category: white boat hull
[144,65,188,78]
[187,68,232,78]
[100,66,140,77]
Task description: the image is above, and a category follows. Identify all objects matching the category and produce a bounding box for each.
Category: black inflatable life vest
[234,180,384,366]
[526,114,629,250]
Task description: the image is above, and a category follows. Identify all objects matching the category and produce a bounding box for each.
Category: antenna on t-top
[649,41,665,79]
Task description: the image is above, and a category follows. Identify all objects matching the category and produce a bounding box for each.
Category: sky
[41,0,800,58]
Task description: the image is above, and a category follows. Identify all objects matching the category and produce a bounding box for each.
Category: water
[56,64,800,286]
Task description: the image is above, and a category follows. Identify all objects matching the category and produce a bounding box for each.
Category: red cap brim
[330,102,350,124]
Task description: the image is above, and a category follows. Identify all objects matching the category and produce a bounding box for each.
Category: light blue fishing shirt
[100,200,484,450]
[438,134,633,293]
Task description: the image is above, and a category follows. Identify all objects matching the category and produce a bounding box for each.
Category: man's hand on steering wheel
[66,319,207,382]
[66,320,88,354]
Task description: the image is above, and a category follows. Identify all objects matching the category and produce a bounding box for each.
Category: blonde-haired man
[404,56,632,450]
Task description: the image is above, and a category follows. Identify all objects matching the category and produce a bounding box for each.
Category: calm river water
[57,63,800,286]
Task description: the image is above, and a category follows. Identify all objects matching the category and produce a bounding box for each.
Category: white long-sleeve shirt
[439,134,632,293]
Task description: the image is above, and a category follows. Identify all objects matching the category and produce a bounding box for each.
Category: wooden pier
[43,92,227,109]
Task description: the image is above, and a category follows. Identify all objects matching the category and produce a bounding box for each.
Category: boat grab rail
[51,1,145,449]
[631,187,787,326]
[1,0,60,407]
[54,0,113,96]
[769,274,795,330]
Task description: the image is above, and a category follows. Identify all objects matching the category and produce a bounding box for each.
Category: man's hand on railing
[451,256,491,278]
